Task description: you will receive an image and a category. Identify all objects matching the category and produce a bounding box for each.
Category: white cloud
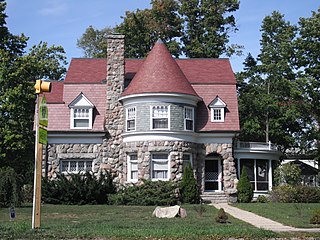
[39,0,68,16]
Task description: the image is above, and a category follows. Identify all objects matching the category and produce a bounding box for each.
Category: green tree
[0,1,67,182]
[294,8,320,160]
[77,25,114,58]
[237,11,307,152]
[179,162,199,204]
[115,0,182,58]
[237,167,253,203]
[178,0,242,58]
[274,163,301,186]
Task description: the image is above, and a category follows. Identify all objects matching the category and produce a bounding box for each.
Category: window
[69,93,94,129]
[184,107,194,131]
[127,154,138,181]
[151,106,169,129]
[72,108,92,128]
[151,153,169,180]
[209,96,226,123]
[182,153,192,171]
[212,108,224,122]
[61,160,93,173]
[126,107,136,131]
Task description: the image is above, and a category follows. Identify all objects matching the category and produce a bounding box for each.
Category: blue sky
[6,0,320,72]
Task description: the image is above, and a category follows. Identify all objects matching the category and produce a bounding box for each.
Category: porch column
[268,159,272,191]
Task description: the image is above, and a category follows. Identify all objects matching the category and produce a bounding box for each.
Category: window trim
[184,107,194,131]
[60,159,93,173]
[182,153,193,169]
[211,107,225,122]
[126,107,136,132]
[70,107,93,129]
[127,153,138,182]
[150,105,170,130]
[151,153,170,181]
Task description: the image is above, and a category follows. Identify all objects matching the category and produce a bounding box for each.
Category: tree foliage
[76,25,113,58]
[0,1,67,182]
[78,0,242,58]
[179,162,199,204]
[178,0,242,58]
[274,163,301,186]
[236,167,253,203]
[237,10,317,154]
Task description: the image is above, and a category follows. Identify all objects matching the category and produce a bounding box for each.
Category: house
[43,34,281,202]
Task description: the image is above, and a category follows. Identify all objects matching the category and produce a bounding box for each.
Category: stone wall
[123,140,200,184]
[46,143,103,179]
[104,34,125,184]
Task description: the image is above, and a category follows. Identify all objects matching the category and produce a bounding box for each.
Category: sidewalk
[212,203,320,233]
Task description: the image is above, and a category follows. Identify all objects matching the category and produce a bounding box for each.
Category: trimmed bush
[42,171,115,205]
[256,195,269,203]
[110,180,178,206]
[310,209,320,224]
[270,185,320,203]
[0,167,21,207]
[179,162,200,204]
[274,163,301,186]
[237,167,253,203]
[215,208,228,223]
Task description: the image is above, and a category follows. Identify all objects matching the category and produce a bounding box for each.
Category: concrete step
[201,192,228,204]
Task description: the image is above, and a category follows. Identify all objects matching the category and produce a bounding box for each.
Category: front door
[204,158,222,191]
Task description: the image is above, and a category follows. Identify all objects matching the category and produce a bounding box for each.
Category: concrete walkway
[212,203,320,233]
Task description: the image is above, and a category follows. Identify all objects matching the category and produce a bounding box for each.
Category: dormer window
[209,96,226,123]
[69,93,94,129]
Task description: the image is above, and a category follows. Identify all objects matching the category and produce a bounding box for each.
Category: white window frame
[126,107,136,132]
[127,153,138,182]
[60,159,93,173]
[150,105,170,130]
[211,108,225,122]
[69,93,94,129]
[184,107,194,131]
[209,96,226,123]
[151,153,170,181]
[71,107,93,129]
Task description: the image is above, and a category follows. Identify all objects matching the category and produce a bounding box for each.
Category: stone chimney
[104,34,125,184]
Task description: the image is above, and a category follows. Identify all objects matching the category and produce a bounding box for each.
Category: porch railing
[235,141,278,151]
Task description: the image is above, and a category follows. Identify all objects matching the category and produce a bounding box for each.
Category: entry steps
[200,192,228,203]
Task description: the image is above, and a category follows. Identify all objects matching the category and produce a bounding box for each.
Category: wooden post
[32,95,42,229]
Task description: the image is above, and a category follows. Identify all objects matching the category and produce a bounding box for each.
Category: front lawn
[234,202,320,228]
[0,204,277,239]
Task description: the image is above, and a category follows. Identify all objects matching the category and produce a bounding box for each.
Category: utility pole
[32,80,51,229]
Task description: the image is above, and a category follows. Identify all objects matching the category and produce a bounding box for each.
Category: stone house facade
[44,35,280,202]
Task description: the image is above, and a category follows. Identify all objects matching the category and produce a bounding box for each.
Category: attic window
[209,96,226,123]
[69,93,94,129]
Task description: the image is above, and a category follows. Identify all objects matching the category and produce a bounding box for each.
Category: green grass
[0,204,277,239]
[234,202,320,228]
[1,204,319,239]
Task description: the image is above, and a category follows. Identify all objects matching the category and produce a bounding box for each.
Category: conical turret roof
[121,40,198,97]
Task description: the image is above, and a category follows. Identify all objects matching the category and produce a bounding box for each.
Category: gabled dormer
[209,96,227,123]
[68,93,94,129]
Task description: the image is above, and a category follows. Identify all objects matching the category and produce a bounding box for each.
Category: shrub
[215,208,228,223]
[256,195,269,203]
[42,171,115,205]
[270,185,320,203]
[274,163,301,186]
[237,167,253,203]
[21,184,33,203]
[179,162,200,204]
[310,209,320,224]
[110,180,178,206]
[0,167,21,207]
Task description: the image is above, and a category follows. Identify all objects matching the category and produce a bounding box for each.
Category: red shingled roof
[64,58,107,84]
[121,40,198,97]
[44,81,64,103]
